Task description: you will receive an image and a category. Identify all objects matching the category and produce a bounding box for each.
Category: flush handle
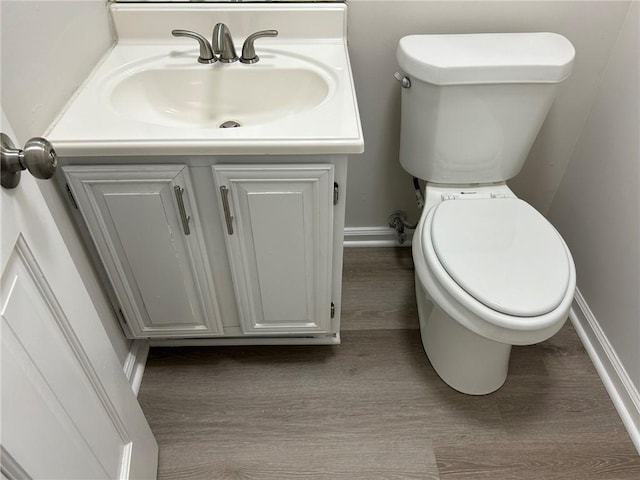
[394,72,411,89]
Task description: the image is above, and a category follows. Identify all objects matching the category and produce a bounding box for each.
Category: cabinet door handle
[220,186,234,235]
[174,185,191,235]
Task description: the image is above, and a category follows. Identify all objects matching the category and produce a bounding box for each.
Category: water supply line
[412,177,425,209]
[388,178,424,245]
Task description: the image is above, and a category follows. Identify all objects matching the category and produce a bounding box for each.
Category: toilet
[396,32,577,394]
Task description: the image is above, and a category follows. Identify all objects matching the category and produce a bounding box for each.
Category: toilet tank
[396,33,575,184]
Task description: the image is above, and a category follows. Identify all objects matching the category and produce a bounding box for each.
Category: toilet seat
[420,197,574,333]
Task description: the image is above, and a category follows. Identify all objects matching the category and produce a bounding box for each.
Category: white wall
[346,0,631,228]
[548,2,639,398]
[1,0,112,138]
[0,0,128,363]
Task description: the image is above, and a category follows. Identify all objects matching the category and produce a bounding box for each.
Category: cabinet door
[213,164,334,335]
[64,165,223,338]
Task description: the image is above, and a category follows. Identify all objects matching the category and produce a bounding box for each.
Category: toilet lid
[427,198,570,317]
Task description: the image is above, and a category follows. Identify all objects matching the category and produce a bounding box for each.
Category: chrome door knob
[1,132,58,189]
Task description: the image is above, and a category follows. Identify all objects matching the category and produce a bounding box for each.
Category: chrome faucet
[172,25,278,66]
[171,29,216,64]
[213,23,238,63]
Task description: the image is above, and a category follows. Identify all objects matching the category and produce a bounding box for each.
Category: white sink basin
[108,61,331,128]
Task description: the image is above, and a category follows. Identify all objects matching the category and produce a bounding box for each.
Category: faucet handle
[172,29,216,64]
[240,30,278,64]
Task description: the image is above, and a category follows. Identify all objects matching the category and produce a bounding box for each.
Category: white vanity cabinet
[213,164,335,335]
[64,165,224,338]
[63,161,344,343]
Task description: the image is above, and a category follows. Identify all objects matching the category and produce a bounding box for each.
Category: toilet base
[416,278,511,395]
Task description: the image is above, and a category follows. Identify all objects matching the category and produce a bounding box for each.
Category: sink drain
[219,120,242,128]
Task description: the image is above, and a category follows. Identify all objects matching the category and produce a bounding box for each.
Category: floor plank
[496,353,628,436]
[341,247,418,331]
[434,434,640,480]
[139,247,640,479]
[153,436,439,480]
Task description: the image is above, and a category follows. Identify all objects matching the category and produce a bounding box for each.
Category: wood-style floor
[138,247,640,479]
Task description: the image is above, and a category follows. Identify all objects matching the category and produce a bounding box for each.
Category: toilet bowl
[412,186,576,394]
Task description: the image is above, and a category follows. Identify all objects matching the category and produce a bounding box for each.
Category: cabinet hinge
[333,182,339,205]
[331,302,335,318]
[65,184,78,209]
[118,308,128,325]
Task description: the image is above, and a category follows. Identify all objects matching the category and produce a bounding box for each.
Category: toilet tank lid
[397,33,575,85]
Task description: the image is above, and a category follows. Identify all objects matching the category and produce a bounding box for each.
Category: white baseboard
[344,226,412,247]
[123,340,149,397]
[570,288,640,455]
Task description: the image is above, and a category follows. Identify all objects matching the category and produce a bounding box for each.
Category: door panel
[248,190,309,321]
[213,164,334,335]
[2,244,125,479]
[64,165,223,337]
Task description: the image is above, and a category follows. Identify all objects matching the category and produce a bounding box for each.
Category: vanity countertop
[47,3,363,157]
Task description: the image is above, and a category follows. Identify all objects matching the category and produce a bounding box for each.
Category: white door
[0,112,158,479]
